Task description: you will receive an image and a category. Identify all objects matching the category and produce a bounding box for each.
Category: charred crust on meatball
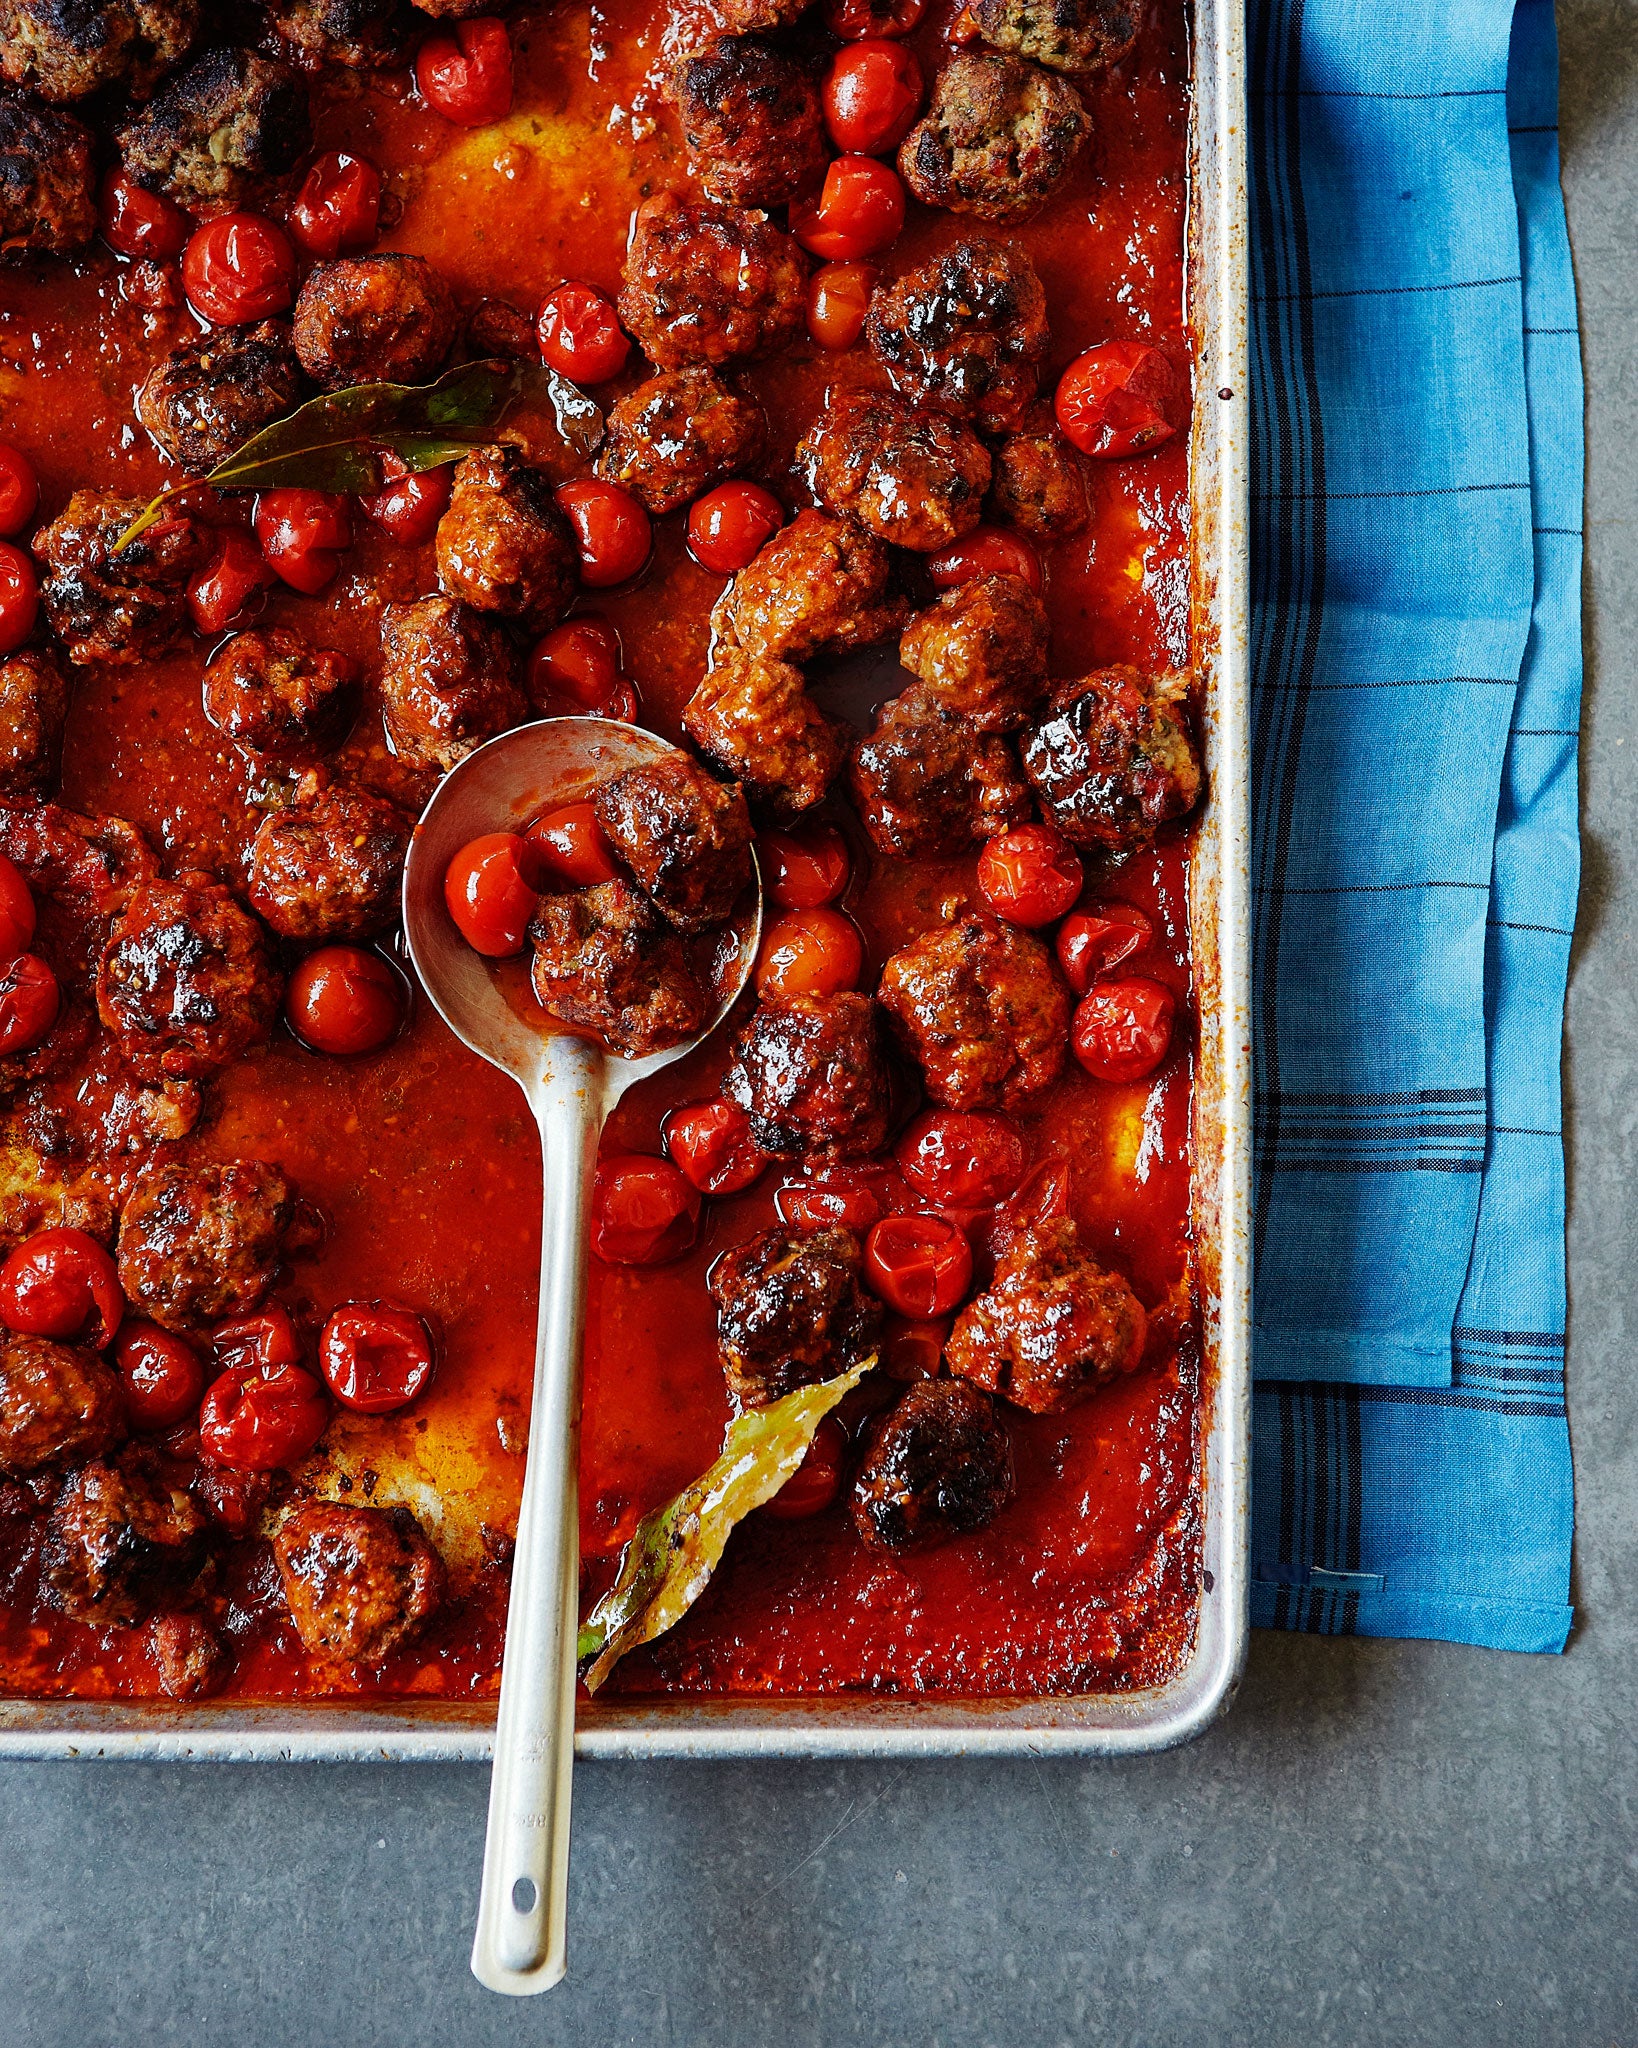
[850,1376,1013,1551]
[1021,665,1203,852]
[434,444,578,633]
[273,1499,445,1666]
[246,776,411,943]
[0,648,69,799]
[848,688,1031,857]
[896,573,1049,733]
[986,405,1092,536]
[597,367,769,516]
[0,0,199,104]
[722,991,894,1160]
[708,1223,881,1408]
[528,879,707,1059]
[0,91,95,256]
[866,238,1050,433]
[971,0,1139,74]
[136,320,305,475]
[116,1156,292,1330]
[40,1447,209,1625]
[682,650,848,822]
[115,46,310,207]
[264,0,409,70]
[710,508,910,665]
[878,915,1068,1110]
[0,1330,123,1478]
[591,754,753,933]
[799,387,992,553]
[378,594,528,774]
[897,53,1091,223]
[671,34,827,208]
[292,253,459,391]
[618,191,808,371]
[33,489,206,666]
[201,627,356,759]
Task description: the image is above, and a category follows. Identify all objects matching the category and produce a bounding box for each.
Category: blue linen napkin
[1245,0,1578,1649]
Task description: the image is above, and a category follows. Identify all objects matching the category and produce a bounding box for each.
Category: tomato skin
[211,1305,301,1377]
[823,0,924,38]
[776,1165,894,1231]
[288,151,382,260]
[286,945,405,1056]
[523,802,621,888]
[823,42,923,155]
[182,212,297,325]
[0,444,38,538]
[98,169,191,261]
[0,854,36,963]
[865,1212,973,1319]
[760,822,851,910]
[977,822,1083,928]
[1055,341,1183,460]
[554,479,652,588]
[0,1227,125,1348]
[1071,976,1177,1082]
[1055,902,1153,993]
[444,832,545,958]
[895,1109,1024,1208]
[881,1311,949,1380]
[806,261,877,352]
[254,488,352,595]
[358,455,452,545]
[926,524,1043,595]
[755,905,865,1000]
[187,530,272,636]
[528,615,624,710]
[114,1322,205,1430]
[0,542,39,654]
[0,952,58,1054]
[536,282,630,385]
[592,1156,702,1266]
[790,156,905,261]
[663,1098,766,1196]
[416,17,514,126]
[198,1361,329,1471]
[320,1301,436,1415]
[762,1414,849,1519]
[686,482,784,575]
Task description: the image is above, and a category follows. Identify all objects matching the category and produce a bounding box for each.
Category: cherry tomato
[824,0,924,37]
[416,16,514,126]
[0,855,36,964]
[182,212,297,325]
[977,822,1083,928]
[592,1156,701,1265]
[319,1301,436,1415]
[1071,977,1177,1082]
[663,1098,766,1196]
[776,1167,889,1232]
[0,1227,124,1348]
[0,542,39,654]
[948,4,983,43]
[527,615,623,710]
[882,1312,949,1380]
[523,802,621,888]
[536,282,630,385]
[895,1109,1024,1208]
[286,945,405,1056]
[790,156,905,261]
[760,822,851,909]
[211,1305,301,1377]
[1056,341,1183,460]
[865,1212,973,1319]
[0,952,58,1055]
[762,1414,849,1519]
[187,530,273,636]
[288,150,382,260]
[598,679,641,723]
[805,261,877,352]
[755,906,864,1000]
[926,524,1043,595]
[115,1322,205,1431]
[686,482,784,575]
[823,42,923,155]
[254,487,352,595]
[98,168,191,261]
[554,479,651,588]
[444,832,545,958]
[198,1361,329,1470]
[358,454,452,545]
[0,444,38,538]
[1055,902,1153,993]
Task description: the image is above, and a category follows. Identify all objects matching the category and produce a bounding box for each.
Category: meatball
[971,0,1139,73]
[0,0,197,103]
[850,1377,1013,1551]
[0,648,68,798]
[292,254,459,392]
[0,1331,122,1478]
[682,650,847,821]
[33,489,206,666]
[149,1611,231,1698]
[672,35,826,207]
[201,626,355,759]
[710,508,909,664]
[878,915,1068,1109]
[715,0,809,31]
[264,0,407,69]
[434,445,578,633]
[897,574,1048,732]
[97,874,281,1082]
[40,1450,208,1625]
[799,387,991,553]
[897,53,1091,223]
[0,801,155,926]
[115,46,309,208]
[0,91,94,256]
[708,1224,881,1408]
[987,407,1091,536]
[135,321,304,475]
[848,688,1030,856]
[245,777,411,942]
[273,1499,445,1666]
[722,992,893,1159]
[946,1216,1147,1412]
[1021,666,1203,852]
[591,755,753,933]
[528,879,706,1059]
[378,595,527,774]
[618,192,807,371]
[117,1158,291,1330]
[597,368,769,517]
[866,238,1050,433]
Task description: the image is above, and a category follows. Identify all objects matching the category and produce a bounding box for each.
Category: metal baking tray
[0,0,1248,1762]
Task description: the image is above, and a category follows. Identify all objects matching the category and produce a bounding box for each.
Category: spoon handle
[470,1046,602,1995]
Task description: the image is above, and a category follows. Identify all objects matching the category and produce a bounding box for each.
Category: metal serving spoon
[401,716,761,1997]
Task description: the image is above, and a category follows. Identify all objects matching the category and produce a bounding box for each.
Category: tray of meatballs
[0,0,1248,1753]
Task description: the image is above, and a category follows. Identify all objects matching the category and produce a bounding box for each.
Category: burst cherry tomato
[528,615,624,710]
[824,0,924,37]
[358,455,452,546]
[0,856,35,963]
[663,1099,766,1196]
[0,952,57,1055]
[883,1313,949,1382]
[686,482,784,575]
[1055,902,1153,992]
[790,156,905,261]
[182,212,296,325]
[97,169,190,261]
[320,1301,436,1415]
[806,261,876,351]
[286,946,405,1056]
[211,1305,301,1376]
[977,822,1083,928]
[524,802,621,888]
[444,832,545,958]
[760,822,851,909]
[926,524,1043,595]
[288,151,382,260]
[823,42,923,155]
[0,1227,124,1348]
[755,906,864,1000]
[554,480,651,588]
[592,1156,701,1265]
[416,16,514,126]
[865,1212,972,1319]
[254,488,352,595]
[776,1167,890,1232]
[187,530,273,636]
[762,1415,849,1519]
[1072,977,1177,1082]
[0,542,38,654]
[198,1361,329,1470]
[895,1109,1024,1209]
[0,444,38,538]
[536,282,630,385]
[1056,341,1183,460]
[115,1322,205,1430]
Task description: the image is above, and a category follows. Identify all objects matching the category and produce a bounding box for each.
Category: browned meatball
[273,1499,445,1666]
[201,627,355,759]
[592,755,753,933]
[710,508,909,664]
[898,53,1091,223]
[1021,666,1203,852]
[851,1376,1013,1551]
[0,648,68,798]
[619,192,808,371]
[800,387,991,554]
[715,0,809,30]
[117,1158,292,1330]
[866,239,1050,433]
[972,0,1138,72]
[41,1450,209,1625]
[0,801,155,927]
[878,915,1067,1109]
[0,1331,122,1478]
[292,254,458,391]
[378,594,528,774]
[0,0,198,103]
[708,1224,881,1408]
[149,1611,231,1698]
[264,0,407,69]
[897,574,1048,732]
[135,321,304,474]
[0,91,94,256]
[848,687,1030,856]
[672,35,826,207]
[987,407,1091,536]
[116,46,309,207]
[722,992,893,1159]
[97,874,281,1082]
[33,490,206,666]
[434,445,578,633]
[528,879,706,1059]
[597,368,769,516]
[246,777,410,942]
[946,1216,1147,1412]
[682,650,847,821]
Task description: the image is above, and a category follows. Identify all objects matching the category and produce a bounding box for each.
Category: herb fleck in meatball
[672,34,826,208]
[378,594,527,775]
[597,367,769,516]
[897,573,1048,732]
[117,1157,292,1330]
[434,445,578,632]
[0,93,94,257]
[201,627,355,759]
[682,650,847,821]
[246,777,411,942]
[866,238,1050,433]
[619,191,808,371]
[898,53,1091,223]
[971,0,1138,73]
[848,687,1030,856]
[800,387,991,553]
[0,1330,122,1478]
[710,508,909,664]
[136,320,304,474]
[1021,666,1203,852]
[115,46,310,208]
[722,992,893,1160]
[878,915,1068,1110]
[41,1449,208,1625]
[97,874,281,1082]
[592,754,753,933]
[528,879,707,1059]
[292,253,458,391]
[0,648,68,798]
[0,0,197,103]
[987,404,1091,536]
[33,489,205,666]
[851,1376,1013,1551]
[149,1611,231,1698]
[273,1499,445,1666]
[265,0,407,69]
[709,1223,881,1408]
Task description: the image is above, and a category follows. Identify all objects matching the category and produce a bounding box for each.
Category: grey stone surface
[3,13,1636,2045]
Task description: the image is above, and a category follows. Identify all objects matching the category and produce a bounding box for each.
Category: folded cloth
[1247,0,1577,1649]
